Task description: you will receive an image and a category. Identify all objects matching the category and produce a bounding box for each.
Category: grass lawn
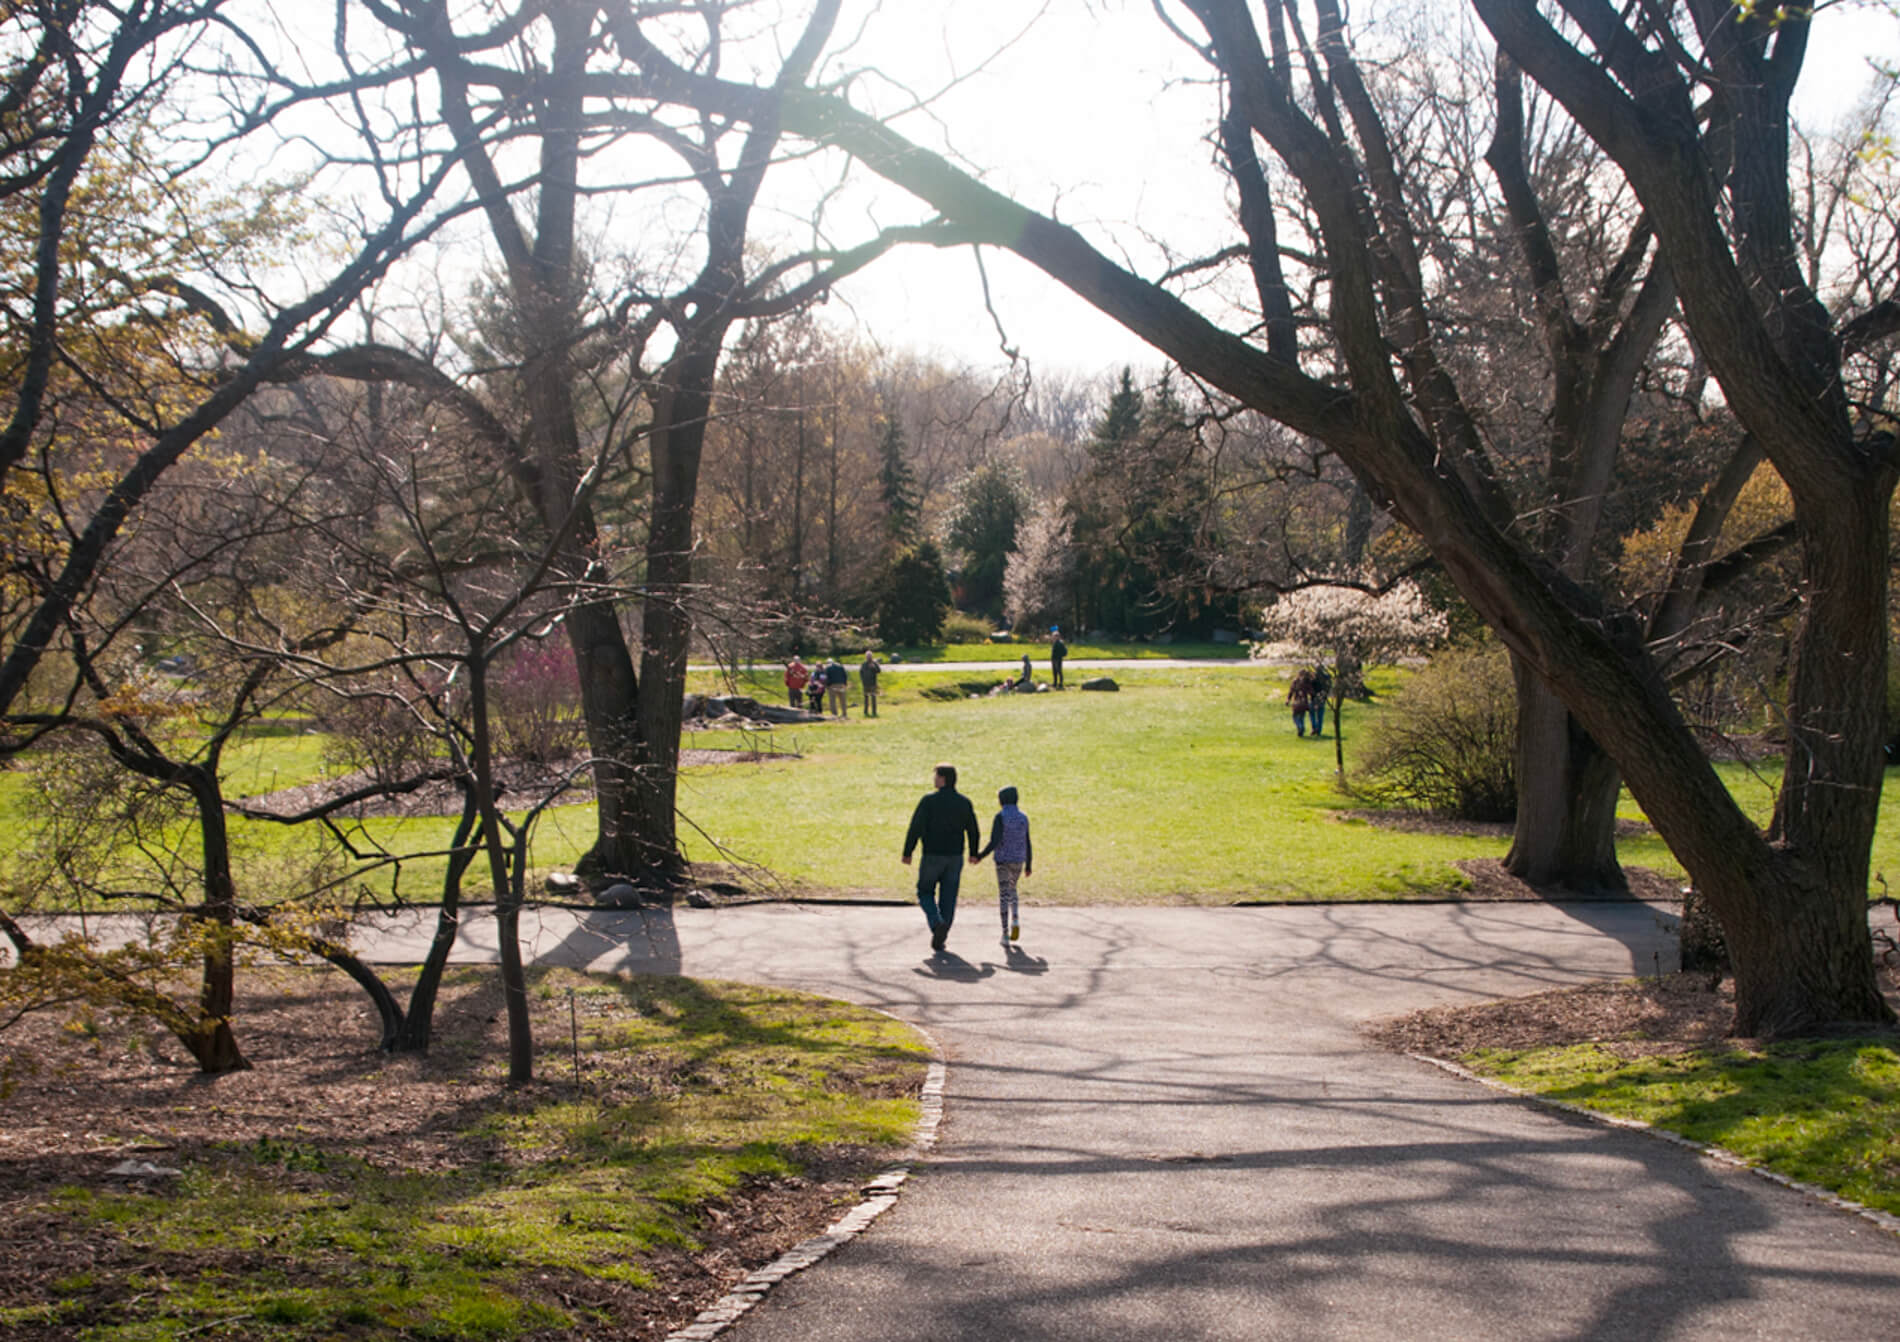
[1376,975,1900,1223]
[677,665,1508,901]
[0,966,928,1339]
[867,639,1249,663]
[1469,1037,1900,1217]
[10,663,1900,905]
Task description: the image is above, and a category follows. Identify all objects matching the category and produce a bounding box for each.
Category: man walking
[901,764,980,953]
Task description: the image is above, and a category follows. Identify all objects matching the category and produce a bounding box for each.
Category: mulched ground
[1367,973,1744,1060]
[1368,969,1900,1062]
[0,970,899,1340]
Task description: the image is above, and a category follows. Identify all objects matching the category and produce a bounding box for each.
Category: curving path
[354,901,1900,1340]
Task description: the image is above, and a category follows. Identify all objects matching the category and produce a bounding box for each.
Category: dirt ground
[1368,967,1900,1062]
[0,970,902,1340]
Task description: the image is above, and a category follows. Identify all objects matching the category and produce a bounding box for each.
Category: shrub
[488,641,585,764]
[938,609,996,645]
[1358,641,1517,821]
[318,682,442,788]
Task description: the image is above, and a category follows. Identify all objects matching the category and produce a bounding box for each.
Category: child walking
[974,785,1032,943]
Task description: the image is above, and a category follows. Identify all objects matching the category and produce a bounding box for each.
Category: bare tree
[633,0,1896,1035]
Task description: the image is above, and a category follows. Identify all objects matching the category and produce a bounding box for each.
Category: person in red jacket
[784,655,810,708]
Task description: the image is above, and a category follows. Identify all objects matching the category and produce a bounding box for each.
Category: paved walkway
[348,900,1900,1339]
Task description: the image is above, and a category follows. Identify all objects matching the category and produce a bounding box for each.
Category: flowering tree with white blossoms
[1002,499,1076,633]
[1252,581,1449,774]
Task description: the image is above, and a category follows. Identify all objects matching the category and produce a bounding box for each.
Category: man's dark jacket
[904,787,980,859]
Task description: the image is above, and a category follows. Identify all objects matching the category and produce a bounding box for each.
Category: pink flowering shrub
[488,641,585,764]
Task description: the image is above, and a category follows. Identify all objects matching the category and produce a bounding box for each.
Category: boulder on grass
[1080,676,1120,692]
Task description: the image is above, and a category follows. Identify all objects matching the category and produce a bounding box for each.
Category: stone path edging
[1407,1051,1900,1239]
[664,1021,947,1342]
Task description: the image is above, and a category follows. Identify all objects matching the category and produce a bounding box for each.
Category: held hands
[901,854,911,866]
[968,854,981,866]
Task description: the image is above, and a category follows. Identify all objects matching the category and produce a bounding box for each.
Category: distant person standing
[974,785,1032,944]
[1287,667,1314,737]
[860,652,882,717]
[902,764,981,952]
[784,655,809,709]
[1050,629,1068,689]
[1020,650,1033,691]
[824,655,849,717]
[1307,663,1333,738]
[807,670,827,715]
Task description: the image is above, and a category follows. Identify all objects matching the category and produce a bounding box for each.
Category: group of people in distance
[1285,663,1333,738]
[783,652,882,718]
[902,763,1031,953]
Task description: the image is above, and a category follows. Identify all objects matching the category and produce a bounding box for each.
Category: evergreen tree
[876,413,921,545]
[1066,371,1230,636]
[944,459,1029,620]
[875,541,953,646]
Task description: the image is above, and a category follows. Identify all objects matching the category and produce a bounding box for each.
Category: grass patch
[872,639,1249,663]
[14,663,1900,907]
[1465,1037,1900,1217]
[2,968,928,1340]
[677,665,1504,902]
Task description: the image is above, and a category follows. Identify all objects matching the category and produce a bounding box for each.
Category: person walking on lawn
[1287,667,1314,737]
[974,785,1032,944]
[1307,663,1333,738]
[902,764,981,953]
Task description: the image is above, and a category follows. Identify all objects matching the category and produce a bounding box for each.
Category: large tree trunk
[566,599,653,879]
[1505,660,1626,891]
[629,359,724,884]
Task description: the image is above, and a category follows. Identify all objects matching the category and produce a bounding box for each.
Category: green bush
[938,610,997,645]
[1358,642,1517,821]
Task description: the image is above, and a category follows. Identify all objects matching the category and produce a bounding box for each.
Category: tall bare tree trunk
[186,768,248,1073]
[629,359,723,882]
[1505,660,1626,891]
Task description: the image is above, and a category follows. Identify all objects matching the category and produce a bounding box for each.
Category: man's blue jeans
[1308,702,1326,737]
[915,853,963,932]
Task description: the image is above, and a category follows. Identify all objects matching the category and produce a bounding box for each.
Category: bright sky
[783,0,1900,379]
